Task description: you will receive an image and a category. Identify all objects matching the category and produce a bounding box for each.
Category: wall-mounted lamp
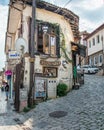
[62,60,68,68]
[42,25,48,33]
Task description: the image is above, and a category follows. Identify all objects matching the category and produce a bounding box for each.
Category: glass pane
[37,24,43,53]
[50,35,56,56]
[43,33,49,54]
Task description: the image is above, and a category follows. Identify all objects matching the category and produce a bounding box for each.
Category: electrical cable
[63,0,72,8]
[54,0,73,13]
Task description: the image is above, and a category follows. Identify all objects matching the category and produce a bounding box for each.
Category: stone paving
[0,74,104,130]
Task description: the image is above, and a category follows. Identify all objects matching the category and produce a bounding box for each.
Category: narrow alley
[0,74,104,130]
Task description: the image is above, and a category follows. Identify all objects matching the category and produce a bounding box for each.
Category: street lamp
[42,25,48,33]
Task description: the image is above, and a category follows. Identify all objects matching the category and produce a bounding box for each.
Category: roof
[10,0,79,39]
[85,23,104,40]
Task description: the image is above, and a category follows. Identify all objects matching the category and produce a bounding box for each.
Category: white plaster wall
[88,29,104,56]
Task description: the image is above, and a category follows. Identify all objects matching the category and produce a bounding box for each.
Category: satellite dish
[15,38,28,55]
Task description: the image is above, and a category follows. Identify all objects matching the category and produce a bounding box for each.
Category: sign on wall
[5,70,12,76]
[8,51,20,59]
[40,60,61,66]
[35,78,46,98]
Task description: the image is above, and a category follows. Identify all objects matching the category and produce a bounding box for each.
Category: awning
[71,42,86,57]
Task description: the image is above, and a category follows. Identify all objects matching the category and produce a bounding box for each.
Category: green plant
[57,83,68,97]
[23,103,36,112]
[60,32,72,63]
[23,107,31,112]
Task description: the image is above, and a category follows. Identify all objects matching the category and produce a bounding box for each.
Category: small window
[43,34,56,56]
[101,35,103,42]
[94,56,98,65]
[43,33,50,54]
[89,58,93,65]
[89,41,91,48]
[99,55,103,63]
[96,35,100,43]
[37,24,43,53]
[50,35,56,56]
[92,38,95,46]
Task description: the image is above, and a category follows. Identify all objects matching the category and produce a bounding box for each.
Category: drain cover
[49,111,68,118]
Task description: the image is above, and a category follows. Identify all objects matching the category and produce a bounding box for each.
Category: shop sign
[5,70,12,76]
[8,51,20,59]
[40,60,61,66]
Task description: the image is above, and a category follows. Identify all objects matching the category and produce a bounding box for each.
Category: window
[101,35,103,42]
[89,41,91,48]
[50,35,56,56]
[96,35,100,43]
[37,24,43,53]
[89,58,93,65]
[94,56,98,65]
[37,22,60,57]
[99,54,103,63]
[43,33,50,54]
[43,34,56,56]
[92,38,95,46]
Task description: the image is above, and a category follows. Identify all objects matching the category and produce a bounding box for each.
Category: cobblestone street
[0,74,104,130]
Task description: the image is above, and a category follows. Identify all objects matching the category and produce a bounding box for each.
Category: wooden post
[28,0,36,107]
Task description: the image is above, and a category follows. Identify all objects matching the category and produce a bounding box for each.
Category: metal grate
[49,111,68,118]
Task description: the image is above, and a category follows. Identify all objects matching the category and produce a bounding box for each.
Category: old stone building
[5,0,81,111]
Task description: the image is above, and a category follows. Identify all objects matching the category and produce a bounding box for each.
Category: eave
[7,3,23,34]
[85,23,104,40]
[10,0,79,39]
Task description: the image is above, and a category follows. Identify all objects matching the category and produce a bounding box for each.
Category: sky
[0,0,104,70]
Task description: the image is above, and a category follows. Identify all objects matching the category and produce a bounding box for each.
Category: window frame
[36,21,60,57]
[92,38,95,46]
[99,54,103,63]
[94,56,98,65]
[89,40,91,48]
[96,35,100,43]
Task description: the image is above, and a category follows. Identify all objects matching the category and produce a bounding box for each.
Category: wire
[54,0,73,13]
[63,0,72,8]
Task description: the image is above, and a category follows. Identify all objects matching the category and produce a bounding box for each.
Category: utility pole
[28,0,36,107]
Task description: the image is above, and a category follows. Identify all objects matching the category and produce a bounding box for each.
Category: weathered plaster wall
[22,5,74,90]
[23,57,30,91]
